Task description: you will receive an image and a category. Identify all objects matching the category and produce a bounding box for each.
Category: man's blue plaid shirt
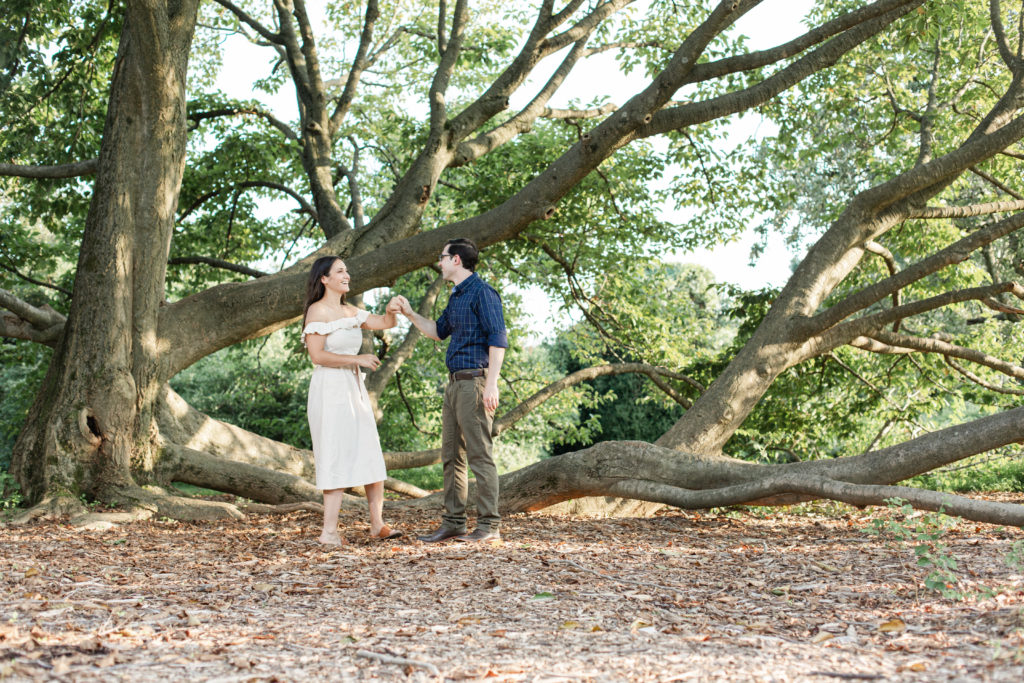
[436,273,508,372]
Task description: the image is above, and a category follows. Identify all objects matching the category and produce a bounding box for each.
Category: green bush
[906,451,1024,493]
[0,343,51,472]
[1,471,23,511]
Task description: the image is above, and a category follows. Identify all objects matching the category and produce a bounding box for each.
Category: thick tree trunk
[10,2,200,507]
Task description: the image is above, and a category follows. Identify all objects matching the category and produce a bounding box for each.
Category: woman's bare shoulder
[305,301,334,323]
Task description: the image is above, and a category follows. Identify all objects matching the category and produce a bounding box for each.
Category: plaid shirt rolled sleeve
[436,273,508,372]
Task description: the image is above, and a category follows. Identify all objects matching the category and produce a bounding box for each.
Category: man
[397,238,507,543]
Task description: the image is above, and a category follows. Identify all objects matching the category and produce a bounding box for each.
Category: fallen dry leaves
[2,496,1024,681]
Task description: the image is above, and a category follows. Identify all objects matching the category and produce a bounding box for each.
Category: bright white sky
[215,0,816,338]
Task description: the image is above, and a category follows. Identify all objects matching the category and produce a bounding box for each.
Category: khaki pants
[440,376,500,531]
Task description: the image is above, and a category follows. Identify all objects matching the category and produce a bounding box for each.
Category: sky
[214,0,816,338]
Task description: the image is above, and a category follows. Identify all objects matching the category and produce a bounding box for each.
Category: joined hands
[386,295,412,316]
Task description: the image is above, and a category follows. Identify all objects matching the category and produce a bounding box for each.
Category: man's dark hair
[445,238,479,272]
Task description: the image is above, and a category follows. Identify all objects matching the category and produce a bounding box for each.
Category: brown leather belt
[449,368,486,382]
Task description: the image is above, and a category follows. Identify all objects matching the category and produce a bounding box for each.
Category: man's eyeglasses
[438,253,453,262]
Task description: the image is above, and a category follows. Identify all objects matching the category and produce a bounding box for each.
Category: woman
[302,255,403,546]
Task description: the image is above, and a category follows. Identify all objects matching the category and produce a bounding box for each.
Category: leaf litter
[2,496,1024,681]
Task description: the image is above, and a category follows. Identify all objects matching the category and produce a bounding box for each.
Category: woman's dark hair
[303,256,344,326]
[445,238,479,271]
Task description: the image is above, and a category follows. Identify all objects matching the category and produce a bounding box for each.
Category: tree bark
[10,1,201,507]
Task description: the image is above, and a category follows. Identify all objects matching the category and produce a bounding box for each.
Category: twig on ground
[355,649,440,676]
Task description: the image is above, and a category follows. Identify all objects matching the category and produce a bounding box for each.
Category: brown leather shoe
[416,526,466,543]
[454,528,501,543]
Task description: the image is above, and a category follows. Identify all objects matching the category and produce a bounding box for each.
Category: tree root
[239,501,325,515]
[7,494,86,526]
[70,508,156,530]
[385,477,430,498]
[100,485,245,521]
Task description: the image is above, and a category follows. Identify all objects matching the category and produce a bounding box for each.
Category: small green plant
[1,471,23,511]
[1005,540,1024,573]
[864,497,962,599]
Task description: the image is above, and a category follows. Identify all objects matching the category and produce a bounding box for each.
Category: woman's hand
[353,354,382,370]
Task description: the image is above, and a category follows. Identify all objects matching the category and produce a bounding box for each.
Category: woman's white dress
[303,310,387,490]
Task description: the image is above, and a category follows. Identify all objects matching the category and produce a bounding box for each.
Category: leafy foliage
[0,343,50,471]
[170,330,313,450]
[545,262,730,452]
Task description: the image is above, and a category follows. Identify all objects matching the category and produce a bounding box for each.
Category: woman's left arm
[362,310,397,330]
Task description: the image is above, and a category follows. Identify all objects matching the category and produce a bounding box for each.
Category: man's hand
[385,296,404,314]
[482,383,499,413]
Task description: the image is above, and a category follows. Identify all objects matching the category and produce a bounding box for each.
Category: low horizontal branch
[605,475,1024,527]
[0,159,98,178]
[385,449,441,470]
[167,444,322,505]
[384,477,430,498]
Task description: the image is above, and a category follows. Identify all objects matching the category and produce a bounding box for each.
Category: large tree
[3,0,1024,526]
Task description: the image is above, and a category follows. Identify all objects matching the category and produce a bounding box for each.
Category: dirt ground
[3,497,1024,682]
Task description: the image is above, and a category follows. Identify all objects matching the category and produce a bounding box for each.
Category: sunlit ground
[2,499,1024,681]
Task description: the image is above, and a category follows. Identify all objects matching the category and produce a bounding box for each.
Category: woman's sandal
[371,525,403,540]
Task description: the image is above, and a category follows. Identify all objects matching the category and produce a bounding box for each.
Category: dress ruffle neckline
[301,310,369,344]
